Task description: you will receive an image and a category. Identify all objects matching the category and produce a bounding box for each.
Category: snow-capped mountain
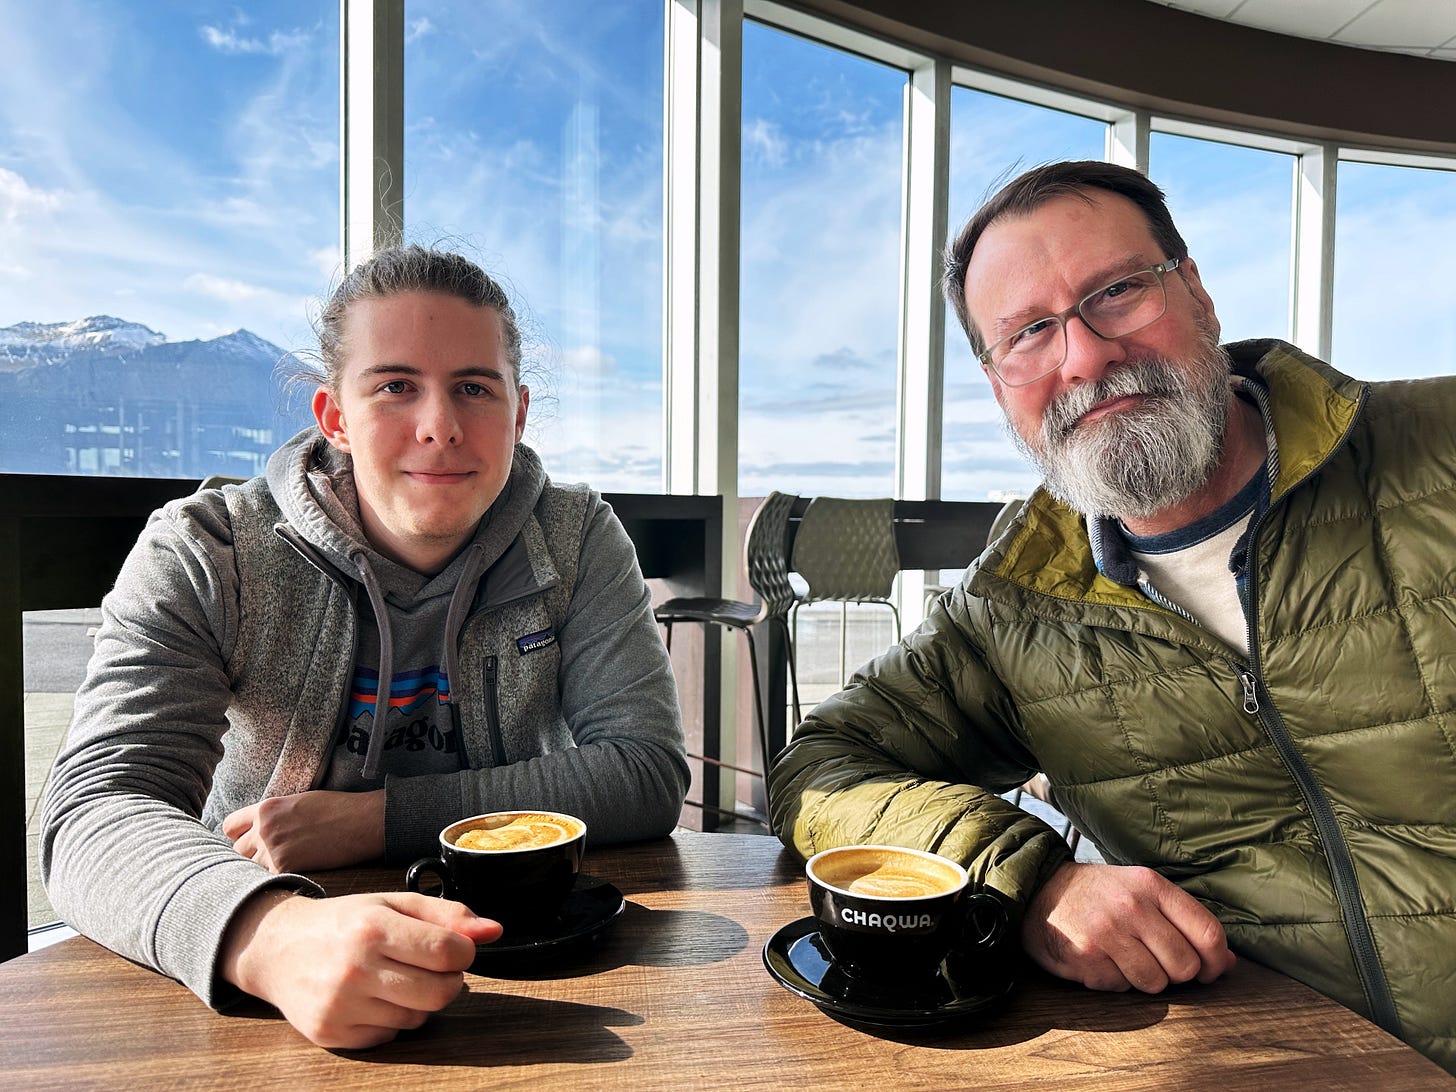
[0,316,167,369]
[0,317,314,477]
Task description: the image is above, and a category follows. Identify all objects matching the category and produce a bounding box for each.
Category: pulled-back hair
[313,244,523,391]
[943,161,1189,355]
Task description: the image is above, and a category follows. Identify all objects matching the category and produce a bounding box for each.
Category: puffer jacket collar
[971,339,1367,611]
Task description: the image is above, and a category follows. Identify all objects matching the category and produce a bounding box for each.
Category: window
[1334,160,1456,380]
[403,1,666,492]
[1149,131,1294,344]
[940,86,1106,503]
[738,20,905,499]
[0,1,336,479]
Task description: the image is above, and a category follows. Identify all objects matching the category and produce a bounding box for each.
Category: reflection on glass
[738,20,905,499]
[0,1,337,479]
[940,87,1106,502]
[1334,161,1456,380]
[1149,131,1293,345]
[404,1,665,492]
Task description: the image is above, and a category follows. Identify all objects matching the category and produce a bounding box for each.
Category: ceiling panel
[1144,0,1456,60]
[1338,0,1456,52]
[1221,0,1379,39]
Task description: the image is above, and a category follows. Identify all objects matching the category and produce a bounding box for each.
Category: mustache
[1042,360,1187,442]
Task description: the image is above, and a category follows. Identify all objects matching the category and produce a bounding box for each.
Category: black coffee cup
[806,844,1006,983]
[405,810,586,928]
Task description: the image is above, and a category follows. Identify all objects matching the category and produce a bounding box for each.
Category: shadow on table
[476,901,748,983]
[604,838,803,897]
[342,989,642,1067]
[845,971,1169,1050]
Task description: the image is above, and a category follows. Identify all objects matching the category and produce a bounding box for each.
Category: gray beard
[1009,333,1233,519]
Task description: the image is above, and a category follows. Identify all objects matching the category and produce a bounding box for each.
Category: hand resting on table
[223,789,386,873]
[1022,861,1236,993]
[219,889,503,1049]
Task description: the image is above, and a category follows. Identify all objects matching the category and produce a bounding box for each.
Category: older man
[769,160,1456,1072]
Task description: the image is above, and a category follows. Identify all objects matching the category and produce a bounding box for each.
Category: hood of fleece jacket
[263,427,551,777]
[264,427,549,582]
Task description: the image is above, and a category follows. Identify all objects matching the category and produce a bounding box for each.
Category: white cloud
[199,25,311,56]
[743,118,787,167]
[0,168,63,222]
[406,17,436,44]
[183,273,265,302]
[307,246,342,280]
[560,345,617,379]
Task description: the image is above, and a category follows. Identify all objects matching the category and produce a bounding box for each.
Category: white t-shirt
[1130,518,1252,654]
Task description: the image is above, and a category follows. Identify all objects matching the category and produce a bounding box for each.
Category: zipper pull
[1238,669,1260,714]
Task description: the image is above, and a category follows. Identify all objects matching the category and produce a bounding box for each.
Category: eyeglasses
[977,258,1182,387]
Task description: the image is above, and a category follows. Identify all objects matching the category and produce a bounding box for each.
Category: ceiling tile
[1337,0,1456,51]
[1141,0,1456,61]
[1152,0,1246,17]
[1224,0,1375,39]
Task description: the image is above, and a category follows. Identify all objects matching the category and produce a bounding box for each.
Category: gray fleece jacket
[40,429,688,1006]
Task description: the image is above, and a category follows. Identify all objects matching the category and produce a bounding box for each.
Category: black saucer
[470,874,625,973]
[762,917,1014,1029]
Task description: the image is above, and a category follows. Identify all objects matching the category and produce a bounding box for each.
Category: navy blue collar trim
[1120,467,1267,556]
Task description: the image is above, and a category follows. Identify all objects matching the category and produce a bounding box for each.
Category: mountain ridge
[0,316,313,477]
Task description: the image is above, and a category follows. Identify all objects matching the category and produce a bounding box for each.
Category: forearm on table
[384,734,687,857]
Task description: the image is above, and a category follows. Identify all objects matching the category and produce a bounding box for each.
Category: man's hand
[1022,861,1236,993]
[219,889,503,1049]
[224,790,386,873]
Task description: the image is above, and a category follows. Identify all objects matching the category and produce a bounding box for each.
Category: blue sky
[738,22,905,498]
[0,0,338,359]
[403,1,666,491]
[2,1,1453,492]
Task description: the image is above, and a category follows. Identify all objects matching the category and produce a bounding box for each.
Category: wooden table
[3,833,1448,1090]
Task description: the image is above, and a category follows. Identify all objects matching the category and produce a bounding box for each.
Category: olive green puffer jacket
[770,340,1456,1073]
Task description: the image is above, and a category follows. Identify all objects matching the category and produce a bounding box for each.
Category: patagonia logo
[516,628,557,655]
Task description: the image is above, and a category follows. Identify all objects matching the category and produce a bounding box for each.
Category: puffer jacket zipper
[484,655,507,766]
[1229,383,1399,1039]
[1231,661,1398,1036]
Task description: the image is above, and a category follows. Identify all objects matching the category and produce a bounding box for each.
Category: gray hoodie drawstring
[442,542,488,728]
[353,551,393,780]
[354,541,489,780]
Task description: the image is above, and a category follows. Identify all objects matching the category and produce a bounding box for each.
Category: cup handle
[957,891,1008,952]
[405,858,454,900]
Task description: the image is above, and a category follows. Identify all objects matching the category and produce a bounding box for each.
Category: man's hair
[312,244,523,391]
[943,160,1190,356]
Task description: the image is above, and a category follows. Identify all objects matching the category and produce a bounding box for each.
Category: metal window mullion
[1292,144,1336,360]
[1108,110,1149,172]
[665,0,701,497]
[896,58,949,634]
[664,0,743,814]
[341,0,404,271]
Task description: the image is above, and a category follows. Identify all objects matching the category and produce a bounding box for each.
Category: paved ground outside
[24,692,72,931]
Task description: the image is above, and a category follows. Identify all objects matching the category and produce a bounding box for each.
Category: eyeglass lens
[988,268,1170,386]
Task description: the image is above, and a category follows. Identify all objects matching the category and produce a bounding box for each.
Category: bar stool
[655,492,801,827]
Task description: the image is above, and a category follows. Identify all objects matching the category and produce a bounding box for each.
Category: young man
[769,161,1456,1073]
[43,247,689,1049]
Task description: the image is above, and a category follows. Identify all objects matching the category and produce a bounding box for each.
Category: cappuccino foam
[815,848,960,899]
[453,813,580,851]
